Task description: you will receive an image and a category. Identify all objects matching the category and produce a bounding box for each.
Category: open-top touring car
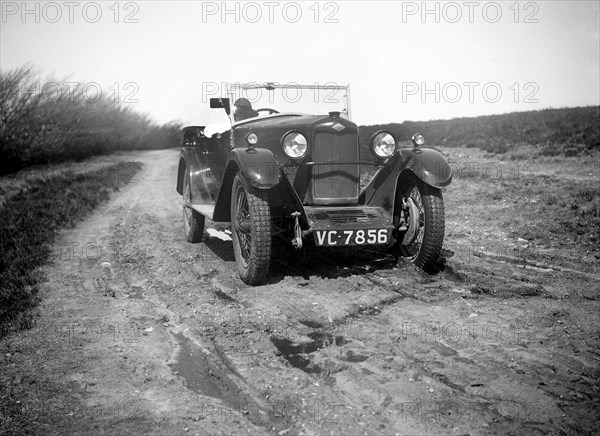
[176,83,452,285]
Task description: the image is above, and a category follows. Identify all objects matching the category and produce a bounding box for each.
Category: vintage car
[176,83,452,285]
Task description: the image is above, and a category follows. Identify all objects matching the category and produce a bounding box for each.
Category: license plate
[314,229,390,246]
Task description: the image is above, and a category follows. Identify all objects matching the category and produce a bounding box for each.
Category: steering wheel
[255,108,279,115]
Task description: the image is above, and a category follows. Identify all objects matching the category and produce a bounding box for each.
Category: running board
[189,204,215,220]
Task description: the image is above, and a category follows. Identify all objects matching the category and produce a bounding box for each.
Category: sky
[1,1,599,126]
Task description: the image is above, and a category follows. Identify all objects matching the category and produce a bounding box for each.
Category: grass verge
[0,162,142,338]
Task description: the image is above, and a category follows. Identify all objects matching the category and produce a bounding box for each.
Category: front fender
[211,148,282,222]
[397,147,453,188]
[360,147,452,215]
[230,147,282,189]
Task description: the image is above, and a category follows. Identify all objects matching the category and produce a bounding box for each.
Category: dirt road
[2,148,599,435]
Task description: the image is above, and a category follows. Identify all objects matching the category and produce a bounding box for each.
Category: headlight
[282,132,308,159]
[411,133,425,148]
[369,131,396,158]
[246,132,258,145]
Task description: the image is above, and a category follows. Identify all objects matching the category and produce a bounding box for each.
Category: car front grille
[327,209,370,224]
[312,132,359,200]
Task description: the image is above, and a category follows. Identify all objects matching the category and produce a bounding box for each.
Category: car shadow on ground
[201,233,444,286]
[202,235,236,262]
[267,239,399,284]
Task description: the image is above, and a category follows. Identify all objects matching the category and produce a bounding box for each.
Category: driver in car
[233,98,259,122]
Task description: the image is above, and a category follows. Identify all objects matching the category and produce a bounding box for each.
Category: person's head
[234,98,255,121]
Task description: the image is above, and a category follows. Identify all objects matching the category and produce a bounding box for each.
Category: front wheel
[394,176,445,272]
[231,175,272,285]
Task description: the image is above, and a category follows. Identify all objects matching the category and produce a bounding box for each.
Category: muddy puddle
[169,333,242,404]
[336,294,405,325]
[213,289,237,302]
[169,333,274,428]
[271,332,348,374]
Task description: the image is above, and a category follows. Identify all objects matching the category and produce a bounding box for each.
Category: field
[1,144,598,435]
[359,106,600,157]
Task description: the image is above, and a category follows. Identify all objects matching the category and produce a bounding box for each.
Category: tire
[182,170,205,243]
[231,174,271,285]
[395,176,445,272]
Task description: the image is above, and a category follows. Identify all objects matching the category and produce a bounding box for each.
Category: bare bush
[0,65,180,174]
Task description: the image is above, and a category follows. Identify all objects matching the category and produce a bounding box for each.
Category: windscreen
[227,83,350,121]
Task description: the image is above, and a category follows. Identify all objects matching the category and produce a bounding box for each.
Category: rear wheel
[231,175,272,285]
[183,170,205,243]
[395,176,445,272]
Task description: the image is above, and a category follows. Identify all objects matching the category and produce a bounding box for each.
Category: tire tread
[231,175,271,285]
[414,183,445,272]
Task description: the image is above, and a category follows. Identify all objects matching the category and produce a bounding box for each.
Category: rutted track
[3,148,598,435]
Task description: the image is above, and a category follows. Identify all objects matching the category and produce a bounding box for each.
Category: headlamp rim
[369,130,397,159]
[281,130,308,159]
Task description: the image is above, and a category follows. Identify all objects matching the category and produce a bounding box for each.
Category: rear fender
[176,157,185,195]
[177,126,206,195]
[177,147,215,205]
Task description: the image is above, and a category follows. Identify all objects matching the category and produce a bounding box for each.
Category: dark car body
[177,83,452,284]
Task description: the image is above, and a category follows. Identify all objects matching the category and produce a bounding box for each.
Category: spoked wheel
[231,175,271,285]
[183,170,205,243]
[394,175,445,272]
